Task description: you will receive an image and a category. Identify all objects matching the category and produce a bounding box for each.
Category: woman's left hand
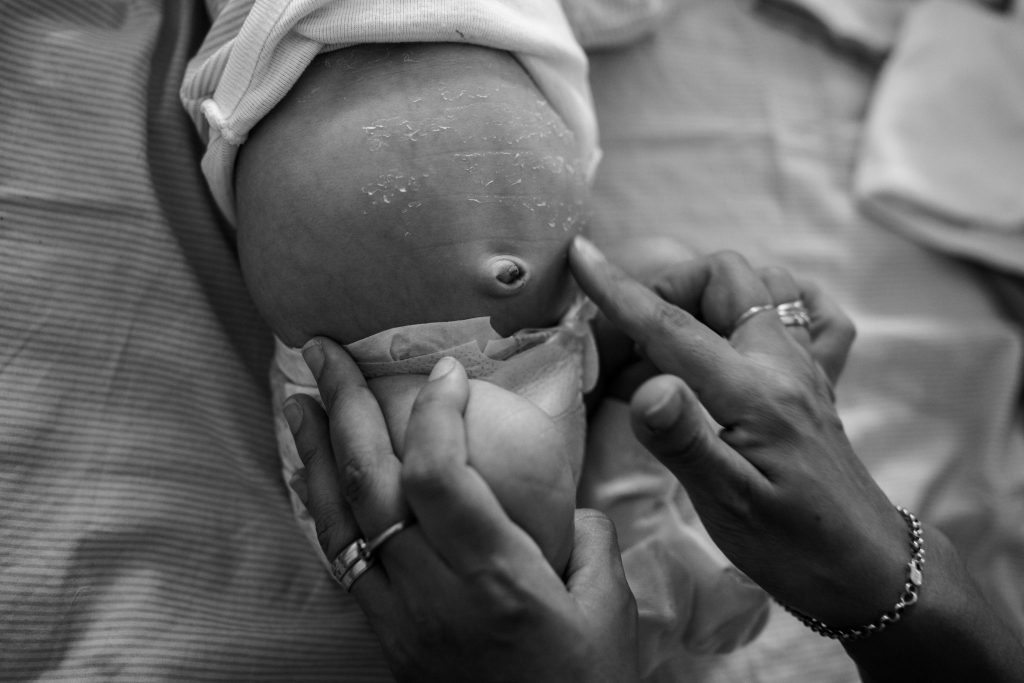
[285,339,639,683]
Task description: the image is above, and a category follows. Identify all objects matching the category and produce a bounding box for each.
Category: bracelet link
[782,505,925,642]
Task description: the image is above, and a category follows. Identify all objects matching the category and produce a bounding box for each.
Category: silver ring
[365,519,415,555]
[776,300,811,329]
[730,304,774,336]
[339,555,375,592]
[330,538,369,584]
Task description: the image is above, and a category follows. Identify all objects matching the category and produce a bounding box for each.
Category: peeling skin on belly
[234,42,589,345]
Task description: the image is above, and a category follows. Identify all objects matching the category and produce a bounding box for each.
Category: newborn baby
[236,42,593,573]
[181,1,769,668]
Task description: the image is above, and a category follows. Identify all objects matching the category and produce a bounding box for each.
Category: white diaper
[181,0,600,224]
[271,298,598,568]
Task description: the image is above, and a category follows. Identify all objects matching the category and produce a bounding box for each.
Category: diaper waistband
[274,296,598,391]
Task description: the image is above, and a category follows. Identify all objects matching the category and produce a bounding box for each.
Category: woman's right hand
[569,237,906,630]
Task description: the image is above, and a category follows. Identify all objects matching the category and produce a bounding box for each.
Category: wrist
[781,506,924,641]
[843,525,1024,682]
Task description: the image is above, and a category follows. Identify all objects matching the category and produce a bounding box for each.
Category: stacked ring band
[339,555,374,591]
[730,299,811,336]
[776,300,811,329]
[329,518,416,591]
[330,538,372,588]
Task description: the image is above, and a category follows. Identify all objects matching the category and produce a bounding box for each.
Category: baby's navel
[495,259,522,285]
[486,256,527,293]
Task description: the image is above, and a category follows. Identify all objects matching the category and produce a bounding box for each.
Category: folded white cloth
[181,0,598,224]
[760,0,918,57]
[855,1,1024,274]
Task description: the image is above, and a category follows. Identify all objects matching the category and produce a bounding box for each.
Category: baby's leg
[366,375,578,574]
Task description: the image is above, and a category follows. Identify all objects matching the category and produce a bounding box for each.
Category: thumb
[628,375,758,499]
[565,510,636,620]
[565,510,641,682]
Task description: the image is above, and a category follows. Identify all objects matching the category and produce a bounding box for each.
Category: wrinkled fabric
[759,0,917,57]
[856,0,1024,274]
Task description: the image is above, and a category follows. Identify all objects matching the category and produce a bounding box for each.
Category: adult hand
[569,236,903,630]
[284,339,639,683]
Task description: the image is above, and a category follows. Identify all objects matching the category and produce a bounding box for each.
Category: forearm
[845,525,1024,683]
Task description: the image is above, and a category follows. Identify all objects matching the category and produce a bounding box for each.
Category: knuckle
[664,426,711,467]
[644,415,711,471]
[320,379,345,412]
[741,369,837,441]
[312,507,340,553]
[400,456,448,499]
[838,315,857,345]
[297,443,321,467]
[468,566,532,625]
[759,265,791,281]
[635,300,687,348]
[764,378,818,426]
[652,300,688,328]
[717,476,759,521]
[337,444,392,505]
[339,457,370,504]
[762,370,812,408]
[710,249,751,273]
[576,508,614,533]
[410,384,446,413]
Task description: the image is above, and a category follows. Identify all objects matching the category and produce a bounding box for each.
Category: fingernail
[429,356,457,381]
[283,399,303,434]
[301,339,325,378]
[643,388,680,432]
[572,236,607,264]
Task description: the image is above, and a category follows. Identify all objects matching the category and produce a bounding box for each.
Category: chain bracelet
[782,505,925,642]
